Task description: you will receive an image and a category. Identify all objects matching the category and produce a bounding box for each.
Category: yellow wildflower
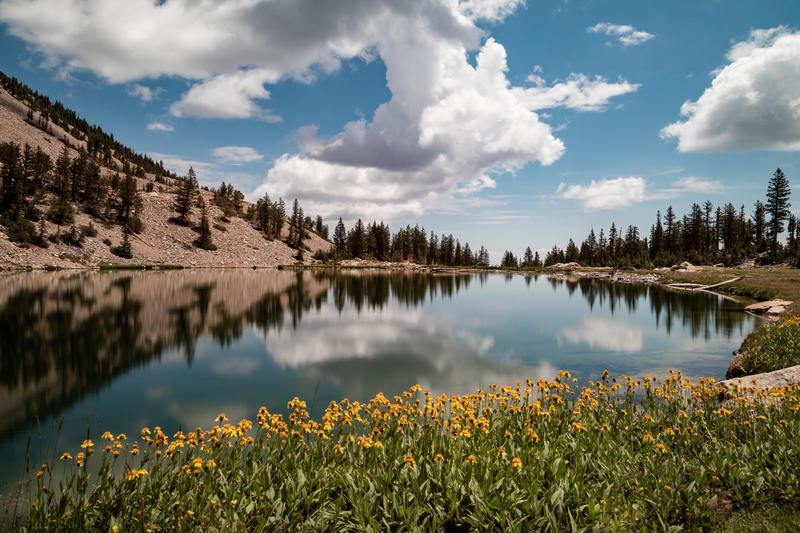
[434,453,444,463]
[466,454,477,465]
[511,457,522,469]
[655,443,668,454]
[642,433,654,443]
[404,453,415,467]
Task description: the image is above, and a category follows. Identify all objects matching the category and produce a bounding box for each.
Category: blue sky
[1,0,799,260]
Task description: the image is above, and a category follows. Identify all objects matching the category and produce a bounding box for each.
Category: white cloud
[648,176,724,200]
[558,176,647,211]
[523,73,639,111]
[170,69,282,120]
[661,27,800,152]
[667,176,724,193]
[127,83,161,103]
[146,122,174,132]
[0,0,638,220]
[458,0,525,22]
[212,146,264,164]
[587,22,654,46]
[148,152,215,184]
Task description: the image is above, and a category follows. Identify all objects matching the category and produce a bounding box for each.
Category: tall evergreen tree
[333,218,347,256]
[522,246,534,267]
[766,168,791,256]
[173,167,197,226]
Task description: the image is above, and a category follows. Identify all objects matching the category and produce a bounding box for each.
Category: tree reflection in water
[0,269,752,447]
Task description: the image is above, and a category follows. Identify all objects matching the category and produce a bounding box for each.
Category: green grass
[724,504,800,532]
[15,371,800,532]
[96,263,185,271]
[741,314,800,374]
[658,267,800,305]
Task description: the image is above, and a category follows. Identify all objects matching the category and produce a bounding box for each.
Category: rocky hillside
[0,84,331,269]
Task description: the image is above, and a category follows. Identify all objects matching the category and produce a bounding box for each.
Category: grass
[15,371,800,532]
[657,266,800,305]
[740,313,800,374]
[96,263,185,271]
[724,504,800,532]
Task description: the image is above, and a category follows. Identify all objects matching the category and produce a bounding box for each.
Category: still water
[0,269,757,486]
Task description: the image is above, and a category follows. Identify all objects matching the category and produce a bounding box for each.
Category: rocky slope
[0,87,331,268]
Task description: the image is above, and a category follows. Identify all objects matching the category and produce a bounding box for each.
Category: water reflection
[559,317,644,352]
[0,270,756,451]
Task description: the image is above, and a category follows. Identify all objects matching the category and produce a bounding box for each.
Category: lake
[0,269,758,487]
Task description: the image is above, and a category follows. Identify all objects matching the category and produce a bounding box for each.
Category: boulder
[744,300,793,315]
[718,364,800,390]
[767,305,787,316]
[552,262,581,269]
[725,350,748,379]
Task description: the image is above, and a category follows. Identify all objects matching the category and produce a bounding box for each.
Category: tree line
[0,141,144,254]
[0,71,174,179]
[520,168,794,268]
[323,217,490,266]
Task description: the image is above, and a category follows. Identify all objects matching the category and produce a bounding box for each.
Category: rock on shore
[744,300,793,317]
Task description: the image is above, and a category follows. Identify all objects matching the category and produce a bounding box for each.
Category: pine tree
[522,246,534,267]
[288,199,301,248]
[333,218,347,256]
[111,229,133,258]
[173,167,197,226]
[349,219,365,258]
[194,203,217,250]
[766,168,791,256]
[753,200,767,253]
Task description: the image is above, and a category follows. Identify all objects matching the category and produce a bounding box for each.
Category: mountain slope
[0,81,331,269]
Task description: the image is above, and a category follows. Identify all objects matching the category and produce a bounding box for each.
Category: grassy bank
[657,266,800,304]
[16,372,800,531]
[740,313,800,374]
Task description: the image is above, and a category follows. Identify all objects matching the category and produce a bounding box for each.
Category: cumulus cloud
[0,0,639,220]
[587,22,654,46]
[212,146,264,164]
[523,73,640,111]
[127,83,161,103]
[170,69,282,120]
[661,27,800,152]
[557,177,647,211]
[146,122,174,132]
[458,0,525,22]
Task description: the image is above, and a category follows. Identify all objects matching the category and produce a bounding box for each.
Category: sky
[1,0,800,261]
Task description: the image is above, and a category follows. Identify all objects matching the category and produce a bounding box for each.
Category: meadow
[741,313,800,374]
[16,369,800,532]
